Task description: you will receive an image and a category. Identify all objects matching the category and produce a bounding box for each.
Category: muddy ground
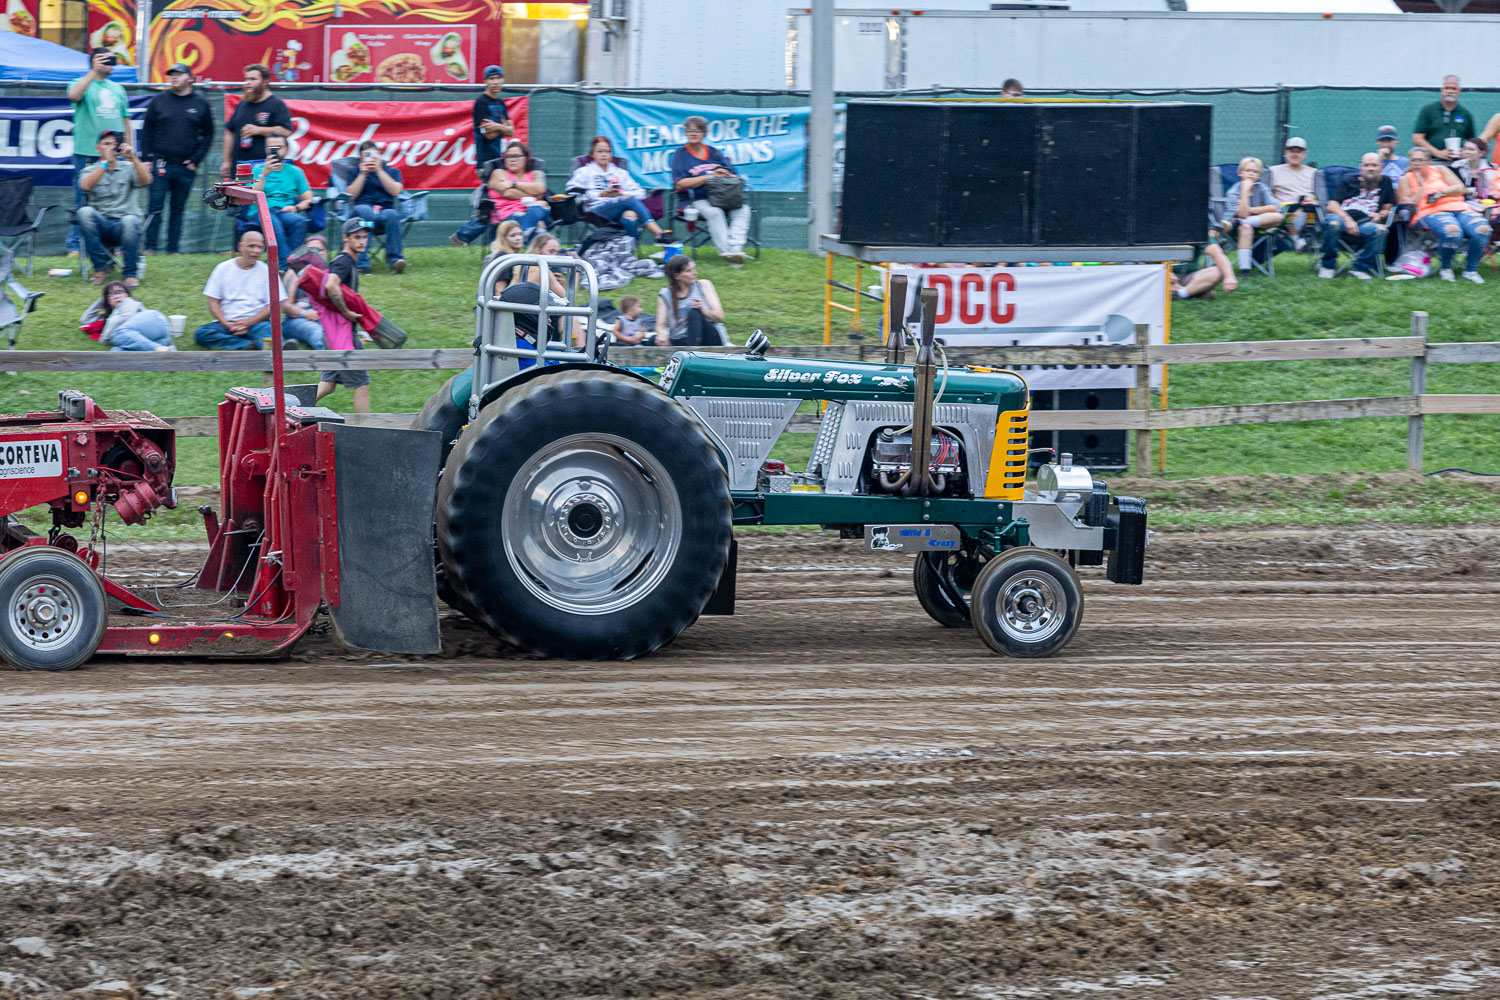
[2,527,1499,999]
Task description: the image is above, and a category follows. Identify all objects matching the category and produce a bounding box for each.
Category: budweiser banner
[886,264,1167,390]
[226,95,528,191]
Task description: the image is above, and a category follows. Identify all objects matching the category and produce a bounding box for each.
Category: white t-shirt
[204,258,274,321]
[1268,163,1315,204]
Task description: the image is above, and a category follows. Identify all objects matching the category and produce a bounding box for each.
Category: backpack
[703,174,745,211]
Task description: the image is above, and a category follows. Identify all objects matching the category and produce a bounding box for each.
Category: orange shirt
[1408,166,1466,220]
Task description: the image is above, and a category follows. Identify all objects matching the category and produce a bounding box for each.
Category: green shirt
[1414,100,1476,149]
[251,161,311,209]
[71,76,130,158]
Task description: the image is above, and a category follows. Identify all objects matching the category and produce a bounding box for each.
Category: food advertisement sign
[324,23,474,85]
[89,0,137,65]
[1,0,39,37]
[145,0,501,84]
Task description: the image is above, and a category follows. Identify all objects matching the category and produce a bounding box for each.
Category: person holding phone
[77,130,150,287]
[1399,146,1490,283]
[67,47,132,257]
[566,136,671,243]
[251,135,314,251]
[346,139,407,273]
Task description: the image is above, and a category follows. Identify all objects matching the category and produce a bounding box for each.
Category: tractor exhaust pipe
[885,274,907,365]
[885,288,938,498]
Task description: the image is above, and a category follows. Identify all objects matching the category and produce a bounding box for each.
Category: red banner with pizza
[225,94,527,191]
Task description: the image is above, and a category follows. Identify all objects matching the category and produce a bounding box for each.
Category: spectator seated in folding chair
[670,115,757,266]
[1269,137,1321,251]
[0,169,52,278]
[1452,140,1500,264]
[0,247,44,350]
[77,129,152,288]
[239,135,324,253]
[1217,157,1283,275]
[565,137,672,244]
[325,142,428,273]
[1398,146,1491,283]
[449,143,548,247]
[1317,154,1394,280]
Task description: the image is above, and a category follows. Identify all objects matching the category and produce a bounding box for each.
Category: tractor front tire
[970,547,1082,658]
[0,548,108,671]
[436,370,731,660]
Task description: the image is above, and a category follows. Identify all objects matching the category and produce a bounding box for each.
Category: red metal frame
[0,185,342,658]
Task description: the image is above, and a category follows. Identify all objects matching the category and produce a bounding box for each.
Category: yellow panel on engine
[983,404,1030,500]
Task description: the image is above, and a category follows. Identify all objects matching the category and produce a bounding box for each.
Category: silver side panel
[1011,500,1105,550]
[825,401,998,495]
[682,396,801,491]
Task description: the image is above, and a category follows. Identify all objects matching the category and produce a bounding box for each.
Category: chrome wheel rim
[502,432,681,615]
[996,570,1066,644]
[8,574,83,652]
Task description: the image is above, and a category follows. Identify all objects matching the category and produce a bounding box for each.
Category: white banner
[887,265,1167,391]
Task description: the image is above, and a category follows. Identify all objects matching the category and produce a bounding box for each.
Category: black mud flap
[1106,496,1148,585]
[326,423,443,653]
[702,537,737,615]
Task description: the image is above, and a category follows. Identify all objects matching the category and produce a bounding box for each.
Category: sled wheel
[437,370,731,660]
[0,548,108,672]
[970,547,1083,658]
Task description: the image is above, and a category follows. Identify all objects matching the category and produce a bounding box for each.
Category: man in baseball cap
[141,59,214,254]
[1269,137,1317,250]
[473,64,514,177]
[1376,125,1408,180]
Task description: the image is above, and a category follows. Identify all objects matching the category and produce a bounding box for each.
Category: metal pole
[1408,311,1428,474]
[1133,323,1151,475]
[807,0,834,254]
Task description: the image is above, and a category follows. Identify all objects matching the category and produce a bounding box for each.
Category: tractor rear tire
[436,370,731,660]
[913,551,982,629]
[970,547,1082,658]
[0,548,108,671]
[412,372,469,471]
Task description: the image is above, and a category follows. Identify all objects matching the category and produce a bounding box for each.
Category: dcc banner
[0,95,150,185]
[227,95,528,191]
[596,95,815,193]
[887,264,1167,391]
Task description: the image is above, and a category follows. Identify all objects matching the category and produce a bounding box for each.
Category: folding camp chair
[0,247,44,350]
[1210,163,1276,276]
[0,170,52,278]
[1313,166,1386,277]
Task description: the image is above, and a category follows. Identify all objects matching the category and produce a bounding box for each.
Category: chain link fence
[9,83,1489,254]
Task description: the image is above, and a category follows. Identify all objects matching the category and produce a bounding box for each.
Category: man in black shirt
[142,62,214,254]
[221,63,292,180]
[472,65,513,176]
[329,217,364,293]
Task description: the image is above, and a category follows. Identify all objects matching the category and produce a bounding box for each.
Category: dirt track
[2,528,1500,999]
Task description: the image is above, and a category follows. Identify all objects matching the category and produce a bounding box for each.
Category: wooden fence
[4,311,1497,473]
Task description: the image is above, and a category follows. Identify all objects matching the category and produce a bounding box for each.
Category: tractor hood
[660,352,1029,410]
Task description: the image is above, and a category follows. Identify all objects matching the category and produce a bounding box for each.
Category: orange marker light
[148,632,161,644]
[223,632,234,638]
[74,491,88,505]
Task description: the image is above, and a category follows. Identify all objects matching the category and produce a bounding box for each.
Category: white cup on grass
[167,314,186,337]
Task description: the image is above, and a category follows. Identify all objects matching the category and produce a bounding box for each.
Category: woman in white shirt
[567,137,671,242]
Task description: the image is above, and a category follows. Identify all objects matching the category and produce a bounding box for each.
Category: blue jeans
[1320,219,1386,272]
[591,196,655,237]
[352,204,402,267]
[453,203,549,245]
[145,162,197,253]
[77,207,142,279]
[108,309,173,351]
[194,317,324,350]
[67,153,89,252]
[1418,210,1491,272]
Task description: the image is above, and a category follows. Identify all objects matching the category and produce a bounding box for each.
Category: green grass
[9,245,1500,496]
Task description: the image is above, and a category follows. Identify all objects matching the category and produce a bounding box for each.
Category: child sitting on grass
[610,295,647,345]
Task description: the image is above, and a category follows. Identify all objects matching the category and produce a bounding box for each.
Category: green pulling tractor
[416,258,1146,661]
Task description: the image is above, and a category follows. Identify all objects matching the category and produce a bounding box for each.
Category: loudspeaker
[840,100,1211,248]
[1025,390,1128,471]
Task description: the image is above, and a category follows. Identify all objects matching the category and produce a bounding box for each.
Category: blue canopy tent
[0,32,138,83]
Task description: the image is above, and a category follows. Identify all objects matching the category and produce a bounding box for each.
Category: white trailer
[608,2,1496,92]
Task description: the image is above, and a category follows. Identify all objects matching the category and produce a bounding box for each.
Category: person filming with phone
[346,140,407,274]
[67,47,132,258]
[77,129,150,288]
[250,135,314,252]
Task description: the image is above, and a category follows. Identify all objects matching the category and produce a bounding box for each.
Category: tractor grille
[985,404,1030,500]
